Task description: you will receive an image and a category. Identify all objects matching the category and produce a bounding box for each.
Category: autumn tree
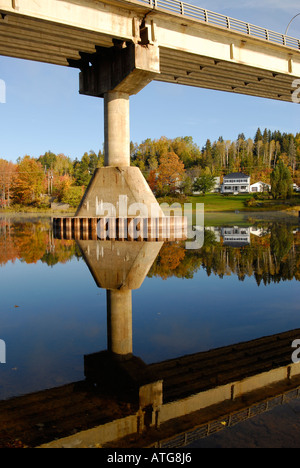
[12,156,45,205]
[148,169,158,194]
[52,174,73,202]
[0,159,17,207]
[53,153,74,176]
[156,152,185,196]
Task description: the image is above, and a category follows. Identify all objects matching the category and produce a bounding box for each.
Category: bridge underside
[0,13,114,66]
[157,47,297,103]
[0,8,298,103]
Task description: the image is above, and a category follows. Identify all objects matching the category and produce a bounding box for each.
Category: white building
[250,181,271,193]
[250,226,269,237]
[221,173,250,194]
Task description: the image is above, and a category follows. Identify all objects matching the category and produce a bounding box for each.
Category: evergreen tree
[254,128,263,143]
[270,160,293,199]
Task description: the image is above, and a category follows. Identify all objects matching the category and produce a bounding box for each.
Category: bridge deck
[0,0,299,102]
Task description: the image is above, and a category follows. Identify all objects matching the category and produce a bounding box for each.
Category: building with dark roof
[221,173,250,194]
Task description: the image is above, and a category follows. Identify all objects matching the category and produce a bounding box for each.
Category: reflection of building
[221,173,250,194]
[221,226,250,246]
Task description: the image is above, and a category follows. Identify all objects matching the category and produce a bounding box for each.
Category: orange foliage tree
[148,170,158,193]
[12,156,45,205]
[156,152,185,196]
[0,159,17,207]
[52,174,73,202]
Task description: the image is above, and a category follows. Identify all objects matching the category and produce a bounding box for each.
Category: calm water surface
[0,213,299,447]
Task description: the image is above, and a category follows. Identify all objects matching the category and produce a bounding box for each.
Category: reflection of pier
[1,238,300,448]
[1,327,300,448]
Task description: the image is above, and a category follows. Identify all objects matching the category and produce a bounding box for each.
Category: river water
[0,212,299,448]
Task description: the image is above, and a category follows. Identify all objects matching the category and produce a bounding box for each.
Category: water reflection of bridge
[1,237,300,448]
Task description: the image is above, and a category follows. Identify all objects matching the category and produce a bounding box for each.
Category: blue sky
[0,0,299,163]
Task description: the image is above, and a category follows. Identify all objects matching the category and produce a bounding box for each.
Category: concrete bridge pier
[104,91,130,168]
[74,38,164,218]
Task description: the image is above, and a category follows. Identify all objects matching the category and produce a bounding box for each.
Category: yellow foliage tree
[156,152,185,196]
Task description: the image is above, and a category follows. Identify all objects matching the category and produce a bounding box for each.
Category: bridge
[1,0,300,101]
[1,0,299,215]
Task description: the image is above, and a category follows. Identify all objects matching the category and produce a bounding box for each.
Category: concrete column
[104,91,130,167]
[107,289,133,358]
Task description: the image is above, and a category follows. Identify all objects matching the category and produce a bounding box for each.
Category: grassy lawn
[187,193,251,212]
[187,193,300,212]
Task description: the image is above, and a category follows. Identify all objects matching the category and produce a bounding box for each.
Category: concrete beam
[1,22,99,53]
[79,42,160,97]
[0,45,70,66]
[0,0,136,40]
[4,14,114,48]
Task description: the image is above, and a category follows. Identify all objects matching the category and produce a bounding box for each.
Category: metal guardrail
[150,386,300,448]
[137,0,300,50]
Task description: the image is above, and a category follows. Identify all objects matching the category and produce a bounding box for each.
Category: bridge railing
[137,0,300,51]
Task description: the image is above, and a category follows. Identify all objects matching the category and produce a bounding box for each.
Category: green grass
[186,193,300,212]
[0,205,75,214]
[187,193,251,212]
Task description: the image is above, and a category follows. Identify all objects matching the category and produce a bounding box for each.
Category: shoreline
[0,209,298,220]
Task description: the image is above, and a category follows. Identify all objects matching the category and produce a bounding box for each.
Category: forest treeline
[0,218,299,285]
[0,127,299,208]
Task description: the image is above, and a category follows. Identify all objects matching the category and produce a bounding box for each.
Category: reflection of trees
[270,224,293,263]
[148,224,300,285]
[148,242,199,280]
[0,220,299,285]
[0,218,78,266]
